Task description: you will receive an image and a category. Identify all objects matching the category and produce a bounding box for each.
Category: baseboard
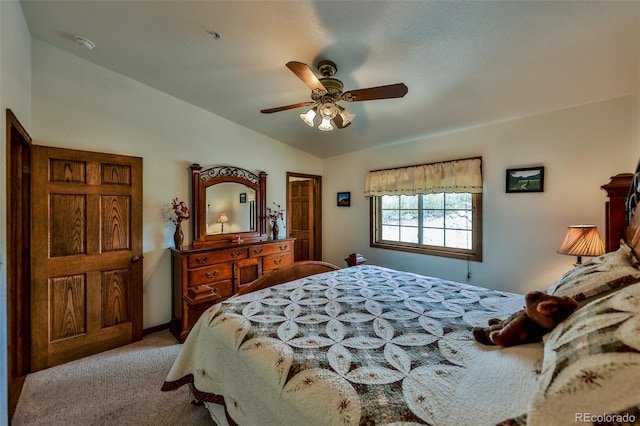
[143,322,170,336]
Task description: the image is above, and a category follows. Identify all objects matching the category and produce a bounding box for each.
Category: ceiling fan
[261,60,408,131]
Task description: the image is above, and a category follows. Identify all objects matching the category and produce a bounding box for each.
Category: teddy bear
[472,291,578,347]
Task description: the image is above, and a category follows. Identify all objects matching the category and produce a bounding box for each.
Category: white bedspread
[163,265,543,425]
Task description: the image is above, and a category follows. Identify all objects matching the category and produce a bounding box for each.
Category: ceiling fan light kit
[262,60,407,131]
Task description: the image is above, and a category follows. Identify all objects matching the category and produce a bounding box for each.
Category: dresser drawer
[249,241,293,258]
[187,281,234,300]
[188,263,233,285]
[263,252,293,272]
[187,248,247,268]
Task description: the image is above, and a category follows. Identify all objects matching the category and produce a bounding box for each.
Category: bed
[162,173,640,425]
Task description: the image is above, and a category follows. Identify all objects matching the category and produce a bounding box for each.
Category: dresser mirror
[191,164,267,247]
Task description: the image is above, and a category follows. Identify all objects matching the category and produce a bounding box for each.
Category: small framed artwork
[506,166,545,193]
[239,192,247,203]
[337,192,351,207]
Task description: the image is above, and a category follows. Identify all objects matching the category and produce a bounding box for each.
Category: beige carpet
[12,330,216,426]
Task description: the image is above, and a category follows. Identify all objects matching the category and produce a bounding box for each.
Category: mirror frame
[191,163,267,247]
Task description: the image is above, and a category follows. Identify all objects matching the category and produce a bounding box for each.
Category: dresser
[170,238,294,342]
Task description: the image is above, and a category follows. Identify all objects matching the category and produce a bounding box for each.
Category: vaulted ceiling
[20,0,640,158]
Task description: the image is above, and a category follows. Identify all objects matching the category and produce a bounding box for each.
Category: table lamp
[557,225,605,265]
[217,213,229,233]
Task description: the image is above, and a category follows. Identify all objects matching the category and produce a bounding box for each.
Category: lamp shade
[557,225,605,263]
[318,116,334,131]
[338,105,355,126]
[299,107,317,127]
[217,213,229,223]
[319,102,338,119]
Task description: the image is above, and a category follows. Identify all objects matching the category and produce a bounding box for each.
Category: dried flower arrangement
[266,202,284,223]
[171,198,190,225]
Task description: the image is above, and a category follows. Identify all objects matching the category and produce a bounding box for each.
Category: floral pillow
[526,282,640,425]
[547,243,640,303]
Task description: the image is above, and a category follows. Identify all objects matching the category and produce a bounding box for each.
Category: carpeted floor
[12,330,217,426]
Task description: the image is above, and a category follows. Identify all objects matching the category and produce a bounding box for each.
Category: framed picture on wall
[239,193,247,203]
[337,192,351,207]
[506,166,545,193]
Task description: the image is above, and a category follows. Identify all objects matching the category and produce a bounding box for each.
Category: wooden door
[287,179,319,262]
[6,110,32,420]
[30,146,143,371]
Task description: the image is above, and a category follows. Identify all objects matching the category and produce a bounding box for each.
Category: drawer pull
[195,256,210,264]
[273,258,283,265]
[205,271,219,279]
[279,245,288,251]
[231,251,241,258]
[253,248,264,255]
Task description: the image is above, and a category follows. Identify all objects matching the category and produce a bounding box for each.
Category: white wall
[321,97,636,295]
[0,1,31,423]
[635,50,640,161]
[634,92,639,160]
[30,40,323,329]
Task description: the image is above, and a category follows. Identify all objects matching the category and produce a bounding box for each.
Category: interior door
[30,145,143,371]
[288,174,322,261]
[289,180,314,261]
[6,110,32,421]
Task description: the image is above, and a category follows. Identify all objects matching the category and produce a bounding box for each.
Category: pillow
[547,243,640,303]
[527,282,640,425]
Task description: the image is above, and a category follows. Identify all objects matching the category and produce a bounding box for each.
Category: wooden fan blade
[342,83,408,102]
[260,101,315,114]
[286,61,327,92]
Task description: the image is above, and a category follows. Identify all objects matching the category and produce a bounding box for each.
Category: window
[366,157,483,261]
[371,192,482,260]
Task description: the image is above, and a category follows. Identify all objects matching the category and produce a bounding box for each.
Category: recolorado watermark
[575,412,636,423]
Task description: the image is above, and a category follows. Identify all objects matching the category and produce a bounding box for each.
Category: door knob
[132,255,141,262]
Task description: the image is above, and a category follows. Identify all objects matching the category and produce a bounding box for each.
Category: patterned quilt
[163,265,543,425]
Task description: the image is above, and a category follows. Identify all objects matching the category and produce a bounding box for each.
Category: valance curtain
[364,157,482,196]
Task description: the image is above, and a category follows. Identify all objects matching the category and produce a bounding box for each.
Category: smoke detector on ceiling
[74,36,95,50]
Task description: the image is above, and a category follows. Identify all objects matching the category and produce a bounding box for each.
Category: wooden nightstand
[345,252,367,267]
